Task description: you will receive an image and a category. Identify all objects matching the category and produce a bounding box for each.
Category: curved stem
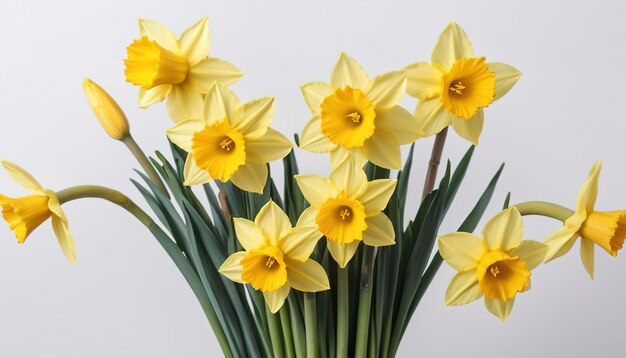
[122,135,169,198]
[513,201,574,222]
[422,127,448,201]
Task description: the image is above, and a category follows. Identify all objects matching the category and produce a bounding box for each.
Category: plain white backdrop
[0,0,624,357]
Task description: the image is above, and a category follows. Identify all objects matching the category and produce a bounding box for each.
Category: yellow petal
[365,70,406,109]
[138,85,172,108]
[202,83,227,125]
[484,296,514,321]
[138,18,180,53]
[374,106,421,145]
[166,118,205,152]
[300,115,337,153]
[296,207,318,227]
[362,213,395,247]
[414,98,453,138]
[294,174,338,207]
[218,251,247,284]
[233,217,268,251]
[329,155,367,195]
[543,219,582,262]
[327,240,360,268]
[431,22,475,69]
[580,238,595,279]
[450,109,484,146]
[2,161,44,193]
[364,129,401,170]
[166,83,203,122]
[330,52,370,89]
[187,57,243,92]
[301,82,334,115]
[286,258,330,292]
[405,61,444,100]
[329,146,367,170]
[576,161,602,216]
[235,97,274,137]
[437,232,487,271]
[255,200,292,244]
[245,128,293,164]
[179,17,210,65]
[51,214,76,264]
[356,179,397,215]
[489,63,521,101]
[482,207,524,251]
[263,283,291,313]
[183,153,212,186]
[280,226,321,262]
[229,161,268,194]
[509,240,548,270]
[445,269,482,306]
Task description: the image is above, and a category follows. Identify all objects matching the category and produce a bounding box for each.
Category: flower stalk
[121,136,169,197]
[354,246,377,357]
[336,266,349,357]
[422,127,448,200]
[513,201,574,222]
[304,292,318,358]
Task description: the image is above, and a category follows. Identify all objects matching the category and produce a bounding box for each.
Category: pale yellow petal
[300,115,337,153]
[356,179,397,215]
[364,129,401,170]
[327,240,360,268]
[362,213,395,247]
[218,251,247,284]
[414,98,453,138]
[255,201,292,244]
[179,17,210,65]
[229,161,268,194]
[138,18,180,53]
[484,296,515,321]
[482,207,523,251]
[576,161,602,216]
[202,83,227,125]
[280,226,321,262]
[138,85,172,108]
[233,217,268,251]
[543,219,582,262]
[51,214,76,264]
[296,207,319,228]
[187,57,243,92]
[365,70,406,109]
[489,63,521,101]
[234,97,274,137]
[301,82,333,115]
[166,83,203,122]
[450,109,484,146]
[330,52,370,89]
[404,61,444,100]
[263,284,291,314]
[166,118,205,152]
[286,258,330,292]
[581,238,595,279]
[437,232,487,271]
[183,153,212,186]
[2,161,44,193]
[294,174,338,207]
[445,269,482,306]
[431,22,475,69]
[329,154,368,195]
[329,146,367,170]
[374,106,421,145]
[245,128,293,164]
[509,240,548,270]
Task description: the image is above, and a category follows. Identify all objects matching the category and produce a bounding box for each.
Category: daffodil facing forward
[543,161,626,278]
[219,201,329,313]
[124,17,243,122]
[295,156,397,267]
[299,52,420,169]
[438,207,547,320]
[166,83,292,193]
[405,22,521,145]
[0,161,75,263]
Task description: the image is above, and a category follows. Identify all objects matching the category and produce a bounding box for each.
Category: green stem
[336,266,349,358]
[513,201,574,222]
[279,306,296,358]
[288,296,306,358]
[266,306,285,358]
[304,292,318,358]
[355,246,377,358]
[122,135,169,198]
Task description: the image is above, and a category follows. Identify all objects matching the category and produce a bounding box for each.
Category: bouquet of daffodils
[2,18,623,358]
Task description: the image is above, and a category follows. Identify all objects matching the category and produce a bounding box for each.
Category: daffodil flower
[219,200,329,313]
[0,161,75,263]
[124,17,243,122]
[166,83,293,193]
[295,156,397,267]
[437,207,547,320]
[405,22,521,145]
[299,52,419,170]
[543,161,626,278]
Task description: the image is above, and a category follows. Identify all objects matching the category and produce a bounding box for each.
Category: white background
[0,0,624,357]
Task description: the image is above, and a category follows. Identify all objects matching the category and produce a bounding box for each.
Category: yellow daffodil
[299,52,419,170]
[437,207,547,320]
[0,161,75,263]
[83,78,130,140]
[166,83,292,193]
[405,22,521,145]
[543,161,625,278]
[219,200,329,313]
[124,17,243,122]
[295,156,397,267]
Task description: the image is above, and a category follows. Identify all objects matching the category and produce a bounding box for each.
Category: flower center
[476,250,530,302]
[316,193,367,244]
[0,194,52,243]
[191,119,247,182]
[580,210,626,256]
[441,57,495,120]
[124,36,189,90]
[241,246,288,291]
[320,86,376,148]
